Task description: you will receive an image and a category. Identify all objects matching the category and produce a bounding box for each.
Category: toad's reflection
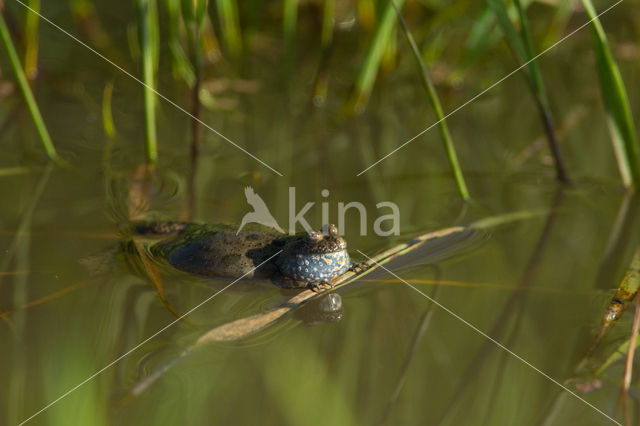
[295,293,344,325]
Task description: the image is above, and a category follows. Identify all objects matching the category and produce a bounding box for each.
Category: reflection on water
[1,1,640,425]
[1,163,637,425]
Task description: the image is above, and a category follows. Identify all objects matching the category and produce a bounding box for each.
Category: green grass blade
[487,0,571,183]
[391,1,470,200]
[216,0,242,58]
[102,81,116,138]
[594,333,640,377]
[486,0,527,61]
[459,6,503,71]
[283,0,298,72]
[381,21,397,75]
[136,0,159,164]
[167,0,196,87]
[311,0,336,104]
[357,0,376,32]
[514,0,549,108]
[348,0,405,112]
[0,11,62,164]
[514,0,571,183]
[582,0,640,188]
[24,0,40,80]
[321,0,335,49]
[179,0,207,81]
[0,167,33,177]
[542,0,576,48]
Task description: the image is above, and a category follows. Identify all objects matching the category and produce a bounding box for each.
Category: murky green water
[2,1,640,425]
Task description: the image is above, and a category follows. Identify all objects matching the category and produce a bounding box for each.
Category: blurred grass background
[0,0,638,191]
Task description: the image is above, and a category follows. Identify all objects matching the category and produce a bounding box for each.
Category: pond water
[1,1,639,425]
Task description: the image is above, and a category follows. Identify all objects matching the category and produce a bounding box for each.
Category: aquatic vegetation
[215,0,242,59]
[487,0,571,184]
[283,0,298,73]
[23,0,39,80]
[2,0,636,188]
[0,11,61,164]
[578,248,640,374]
[348,0,405,113]
[2,1,640,425]
[582,0,640,189]
[167,0,196,87]
[135,0,159,164]
[392,0,470,200]
[101,81,116,138]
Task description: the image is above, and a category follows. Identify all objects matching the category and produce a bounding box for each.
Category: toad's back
[151,223,286,279]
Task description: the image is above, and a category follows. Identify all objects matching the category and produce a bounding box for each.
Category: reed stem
[136,0,158,164]
[514,0,571,184]
[391,0,470,200]
[582,0,640,188]
[283,0,298,73]
[0,10,62,164]
[24,0,39,80]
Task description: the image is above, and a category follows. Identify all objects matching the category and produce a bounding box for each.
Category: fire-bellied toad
[138,222,354,289]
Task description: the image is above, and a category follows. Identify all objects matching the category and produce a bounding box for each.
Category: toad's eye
[322,224,339,237]
[307,230,322,242]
